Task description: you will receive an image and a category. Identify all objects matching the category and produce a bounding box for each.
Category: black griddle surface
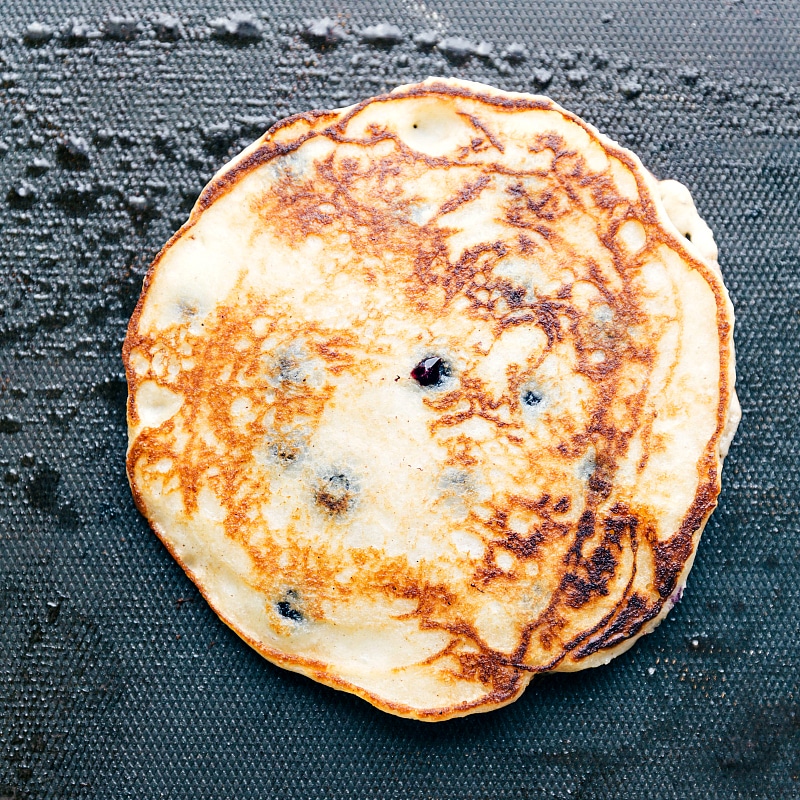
[1,2,798,798]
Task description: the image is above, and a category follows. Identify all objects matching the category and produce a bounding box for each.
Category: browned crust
[122,80,733,721]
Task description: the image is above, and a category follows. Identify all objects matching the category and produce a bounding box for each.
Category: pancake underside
[124,79,736,720]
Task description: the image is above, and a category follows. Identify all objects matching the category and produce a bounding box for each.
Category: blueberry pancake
[124,78,740,720]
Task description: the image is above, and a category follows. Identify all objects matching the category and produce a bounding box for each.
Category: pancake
[123,78,740,720]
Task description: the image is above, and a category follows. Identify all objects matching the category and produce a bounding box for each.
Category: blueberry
[315,473,353,515]
[411,356,450,387]
[522,389,543,407]
[276,600,303,622]
[276,589,304,622]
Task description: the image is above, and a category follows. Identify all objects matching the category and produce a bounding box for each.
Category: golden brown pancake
[124,78,740,720]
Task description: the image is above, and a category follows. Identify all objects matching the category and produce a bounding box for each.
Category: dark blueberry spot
[8,182,37,205]
[269,439,301,465]
[411,356,450,387]
[522,389,542,407]
[678,67,701,85]
[315,473,352,514]
[505,286,525,307]
[276,353,305,383]
[27,157,51,175]
[276,600,303,622]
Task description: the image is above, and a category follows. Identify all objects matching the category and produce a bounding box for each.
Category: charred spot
[562,573,596,608]
[457,651,521,695]
[501,529,543,559]
[565,510,596,565]
[562,553,615,608]
[588,472,612,498]
[438,174,491,216]
[603,511,638,546]
[474,560,505,586]
[590,177,623,209]
[411,356,451,387]
[652,487,711,597]
[518,233,535,253]
[573,593,656,658]
[553,496,571,514]
[588,545,617,580]
[314,473,354,515]
[533,301,562,346]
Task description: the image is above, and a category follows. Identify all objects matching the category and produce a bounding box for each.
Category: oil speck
[437,37,475,61]
[103,16,142,41]
[532,68,553,87]
[301,17,347,45]
[209,13,263,42]
[153,13,182,41]
[359,23,403,46]
[61,20,101,43]
[23,22,54,44]
[567,68,589,86]
[413,31,438,49]
[502,43,527,62]
[620,79,643,99]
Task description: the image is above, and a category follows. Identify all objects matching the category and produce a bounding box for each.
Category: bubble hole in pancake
[124,78,740,720]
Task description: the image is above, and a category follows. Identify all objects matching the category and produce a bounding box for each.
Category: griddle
[1,1,798,797]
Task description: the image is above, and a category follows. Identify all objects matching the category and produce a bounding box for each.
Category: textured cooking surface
[0,0,798,795]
